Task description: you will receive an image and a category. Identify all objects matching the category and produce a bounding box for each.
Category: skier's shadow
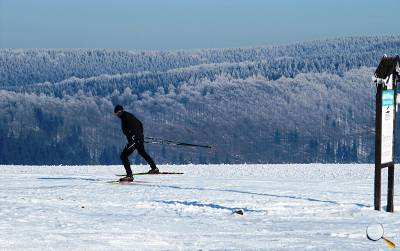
[155,200,265,213]
[142,184,370,208]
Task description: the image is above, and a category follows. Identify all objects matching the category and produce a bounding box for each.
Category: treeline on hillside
[0,67,382,165]
[1,36,397,164]
[1,36,400,88]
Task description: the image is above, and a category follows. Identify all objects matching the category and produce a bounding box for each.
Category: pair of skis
[110,171,184,184]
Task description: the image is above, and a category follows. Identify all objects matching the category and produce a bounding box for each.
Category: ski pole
[145,136,212,148]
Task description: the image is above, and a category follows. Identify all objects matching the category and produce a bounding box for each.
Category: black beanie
[114,104,123,113]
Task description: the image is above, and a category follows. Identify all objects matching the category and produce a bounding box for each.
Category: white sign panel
[381,90,395,164]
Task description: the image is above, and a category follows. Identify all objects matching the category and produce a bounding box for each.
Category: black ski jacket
[119,111,144,143]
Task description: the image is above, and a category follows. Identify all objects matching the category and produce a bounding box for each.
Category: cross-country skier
[114,104,159,181]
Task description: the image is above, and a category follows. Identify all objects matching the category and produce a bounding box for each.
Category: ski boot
[147,168,160,174]
[119,175,134,182]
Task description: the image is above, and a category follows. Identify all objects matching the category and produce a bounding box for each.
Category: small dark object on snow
[233,209,244,215]
[81,206,85,208]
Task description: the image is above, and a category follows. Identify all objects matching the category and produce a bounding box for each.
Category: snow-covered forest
[1,36,400,165]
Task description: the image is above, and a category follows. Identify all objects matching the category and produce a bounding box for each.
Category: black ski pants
[120,140,157,176]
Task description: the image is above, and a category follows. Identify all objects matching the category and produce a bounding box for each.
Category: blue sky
[0,0,398,49]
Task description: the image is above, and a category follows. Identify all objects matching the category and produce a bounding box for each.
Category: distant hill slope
[0,36,398,164]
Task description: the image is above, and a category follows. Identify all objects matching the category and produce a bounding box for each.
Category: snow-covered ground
[0,164,399,250]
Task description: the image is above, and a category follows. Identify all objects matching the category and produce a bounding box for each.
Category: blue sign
[382,90,395,107]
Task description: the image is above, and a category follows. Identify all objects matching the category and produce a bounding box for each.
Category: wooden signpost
[373,55,400,212]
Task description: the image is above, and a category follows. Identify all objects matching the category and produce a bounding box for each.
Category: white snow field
[0,164,399,250]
